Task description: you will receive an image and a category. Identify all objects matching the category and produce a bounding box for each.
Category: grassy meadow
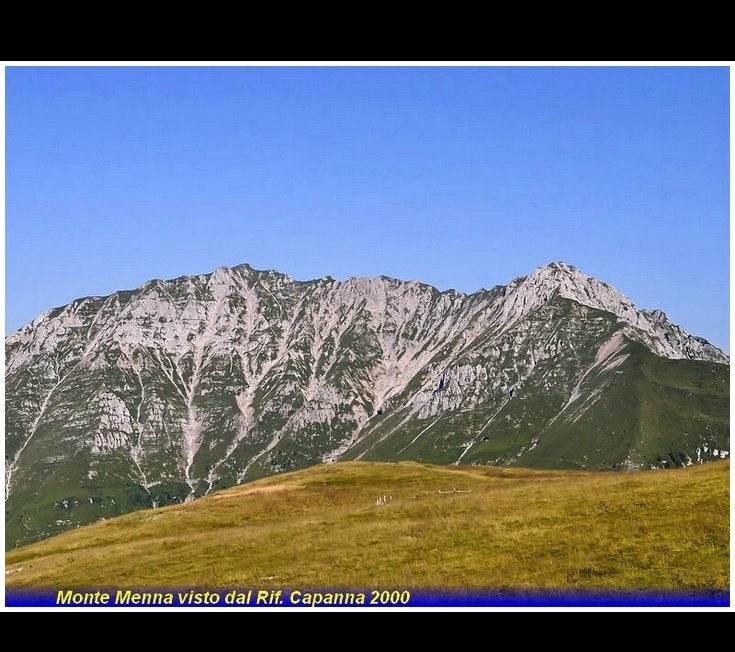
[5,459,729,601]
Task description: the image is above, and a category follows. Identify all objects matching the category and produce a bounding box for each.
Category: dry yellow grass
[5,460,729,601]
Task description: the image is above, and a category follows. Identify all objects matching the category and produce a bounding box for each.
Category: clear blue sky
[3,63,731,353]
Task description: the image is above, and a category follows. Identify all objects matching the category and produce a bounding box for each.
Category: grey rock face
[5,261,729,548]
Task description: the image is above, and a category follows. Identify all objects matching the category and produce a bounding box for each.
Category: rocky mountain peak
[497,262,728,364]
[495,262,634,339]
[518,261,629,311]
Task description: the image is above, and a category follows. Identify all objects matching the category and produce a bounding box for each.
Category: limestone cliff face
[5,261,729,549]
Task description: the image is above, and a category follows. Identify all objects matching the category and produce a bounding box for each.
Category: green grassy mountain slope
[5,460,729,600]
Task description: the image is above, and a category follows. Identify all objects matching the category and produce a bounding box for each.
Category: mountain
[5,261,729,550]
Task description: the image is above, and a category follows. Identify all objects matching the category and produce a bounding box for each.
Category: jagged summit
[497,262,727,364]
[515,262,631,311]
[7,261,728,368]
[5,260,729,549]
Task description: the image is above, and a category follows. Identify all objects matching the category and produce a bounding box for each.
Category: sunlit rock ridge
[5,261,729,549]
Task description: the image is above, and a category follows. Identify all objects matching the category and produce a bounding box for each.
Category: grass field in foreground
[5,460,729,593]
